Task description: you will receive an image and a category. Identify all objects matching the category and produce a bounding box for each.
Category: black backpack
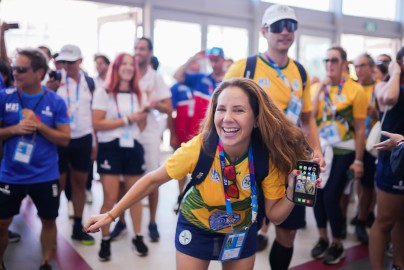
[243,54,307,89]
[176,130,270,230]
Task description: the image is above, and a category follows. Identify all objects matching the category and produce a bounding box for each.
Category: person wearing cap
[173,47,225,138]
[224,4,323,270]
[0,48,70,270]
[50,44,97,245]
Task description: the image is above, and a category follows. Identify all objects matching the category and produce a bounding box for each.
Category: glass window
[154,19,201,87]
[341,34,398,61]
[299,35,331,80]
[342,0,396,21]
[261,0,330,12]
[207,25,249,63]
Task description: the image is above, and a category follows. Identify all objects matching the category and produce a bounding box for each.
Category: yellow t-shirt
[314,78,367,146]
[224,55,313,113]
[164,134,286,234]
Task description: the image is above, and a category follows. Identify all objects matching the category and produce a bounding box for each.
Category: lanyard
[322,78,344,122]
[264,52,292,90]
[66,75,81,109]
[113,91,134,118]
[218,140,258,226]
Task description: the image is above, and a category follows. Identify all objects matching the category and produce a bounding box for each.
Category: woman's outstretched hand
[84,213,113,233]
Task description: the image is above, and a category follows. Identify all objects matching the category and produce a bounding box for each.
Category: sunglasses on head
[323,57,340,64]
[12,66,32,74]
[223,165,239,199]
[269,19,298,34]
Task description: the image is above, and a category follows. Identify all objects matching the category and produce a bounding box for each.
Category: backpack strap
[294,60,307,89]
[243,55,258,79]
[84,75,95,94]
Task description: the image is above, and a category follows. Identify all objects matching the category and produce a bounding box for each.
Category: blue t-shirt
[184,73,220,96]
[0,87,70,184]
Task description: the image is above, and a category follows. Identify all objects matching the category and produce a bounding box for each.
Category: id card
[320,122,341,146]
[219,229,248,262]
[13,138,35,164]
[69,111,78,130]
[285,95,302,125]
[119,128,134,148]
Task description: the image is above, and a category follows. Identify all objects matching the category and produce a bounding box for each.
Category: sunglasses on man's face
[323,57,340,64]
[59,60,77,65]
[12,66,32,74]
[269,19,298,34]
[223,165,239,199]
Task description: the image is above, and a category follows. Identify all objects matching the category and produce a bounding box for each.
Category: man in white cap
[225,4,324,270]
[49,44,97,246]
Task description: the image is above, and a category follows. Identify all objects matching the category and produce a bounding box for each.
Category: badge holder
[219,227,249,262]
[119,127,134,148]
[320,122,341,146]
[285,95,302,125]
[69,105,79,130]
[13,136,36,164]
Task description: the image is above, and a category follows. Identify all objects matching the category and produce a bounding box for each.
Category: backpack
[84,74,96,94]
[243,54,307,89]
[176,130,270,230]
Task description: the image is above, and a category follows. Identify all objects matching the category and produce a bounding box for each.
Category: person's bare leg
[40,218,56,264]
[176,250,210,270]
[99,175,120,237]
[0,218,12,269]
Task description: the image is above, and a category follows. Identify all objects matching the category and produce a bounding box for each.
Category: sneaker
[148,222,160,242]
[256,234,268,252]
[71,226,95,245]
[355,223,368,244]
[85,190,93,205]
[386,241,393,257]
[39,262,52,270]
[311,238,329,258]
[8,230,21,243]
[132,235,148,256]
[110,220,127,241]
[323,243,345,264]
[98,239,111,261]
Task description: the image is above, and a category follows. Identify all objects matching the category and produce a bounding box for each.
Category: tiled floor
[4,151,390,270]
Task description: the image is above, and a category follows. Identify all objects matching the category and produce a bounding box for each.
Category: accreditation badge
[219,228,249,262]
[320,122,341,146]
[119,128,134,148]
[13,138,35,164]
[285,95,302,125]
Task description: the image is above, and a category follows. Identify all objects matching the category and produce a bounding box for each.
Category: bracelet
[354,159,364,166]
[106,212,115,222]
[397,140,404,146]
[285,190,294,203]
[122,116,129,126]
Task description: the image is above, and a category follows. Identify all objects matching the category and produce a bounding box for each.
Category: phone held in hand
[292,160,320,207]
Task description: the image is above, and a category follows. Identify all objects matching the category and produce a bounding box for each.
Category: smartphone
[48,70,61,82]
[7,23,19,29]
[292,160,320,207]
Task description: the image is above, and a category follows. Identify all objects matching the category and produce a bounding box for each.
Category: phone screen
[292,160,319,207]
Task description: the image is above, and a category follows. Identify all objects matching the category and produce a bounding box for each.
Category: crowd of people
[0,3,403,270]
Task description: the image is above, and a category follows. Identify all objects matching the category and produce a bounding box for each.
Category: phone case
[292,160,319,207]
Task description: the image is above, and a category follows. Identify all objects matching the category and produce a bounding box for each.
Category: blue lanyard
[322,79,344,121]
[264,52,292,91]
[218,140,258,225]
[17,87,47,120]
[66,75,81,109]
[113,92,134,118]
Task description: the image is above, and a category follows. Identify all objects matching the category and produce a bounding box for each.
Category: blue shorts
[376,157,404,194]
[175,213,257,260]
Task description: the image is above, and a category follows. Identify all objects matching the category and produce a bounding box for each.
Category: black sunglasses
[323,57,340,64]
[59,60,77,65]
[12,66,32,74]
[269,19,298,34]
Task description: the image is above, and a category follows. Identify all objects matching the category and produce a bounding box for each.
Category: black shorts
[360,150,376,188]
[0,180,60,220]
[58,133,92,173]
[276,205,306,230]
[97,139,145,175]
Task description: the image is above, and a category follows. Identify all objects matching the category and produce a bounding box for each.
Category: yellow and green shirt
[224,55,313,113]
[164,134,285,234]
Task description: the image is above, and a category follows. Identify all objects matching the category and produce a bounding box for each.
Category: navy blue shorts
[275,204,306,230]
[360,150,376,188]
[0,180,60,220]
[175,213,257,260]
[58,133,92,173]
[97,139,145,175]
[376,157,404,194]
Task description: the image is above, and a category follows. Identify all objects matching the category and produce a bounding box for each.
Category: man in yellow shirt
[225,4,323,270]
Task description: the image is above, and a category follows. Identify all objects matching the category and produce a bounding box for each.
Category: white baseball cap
[262,4,298,27]
[55,44,82,62]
